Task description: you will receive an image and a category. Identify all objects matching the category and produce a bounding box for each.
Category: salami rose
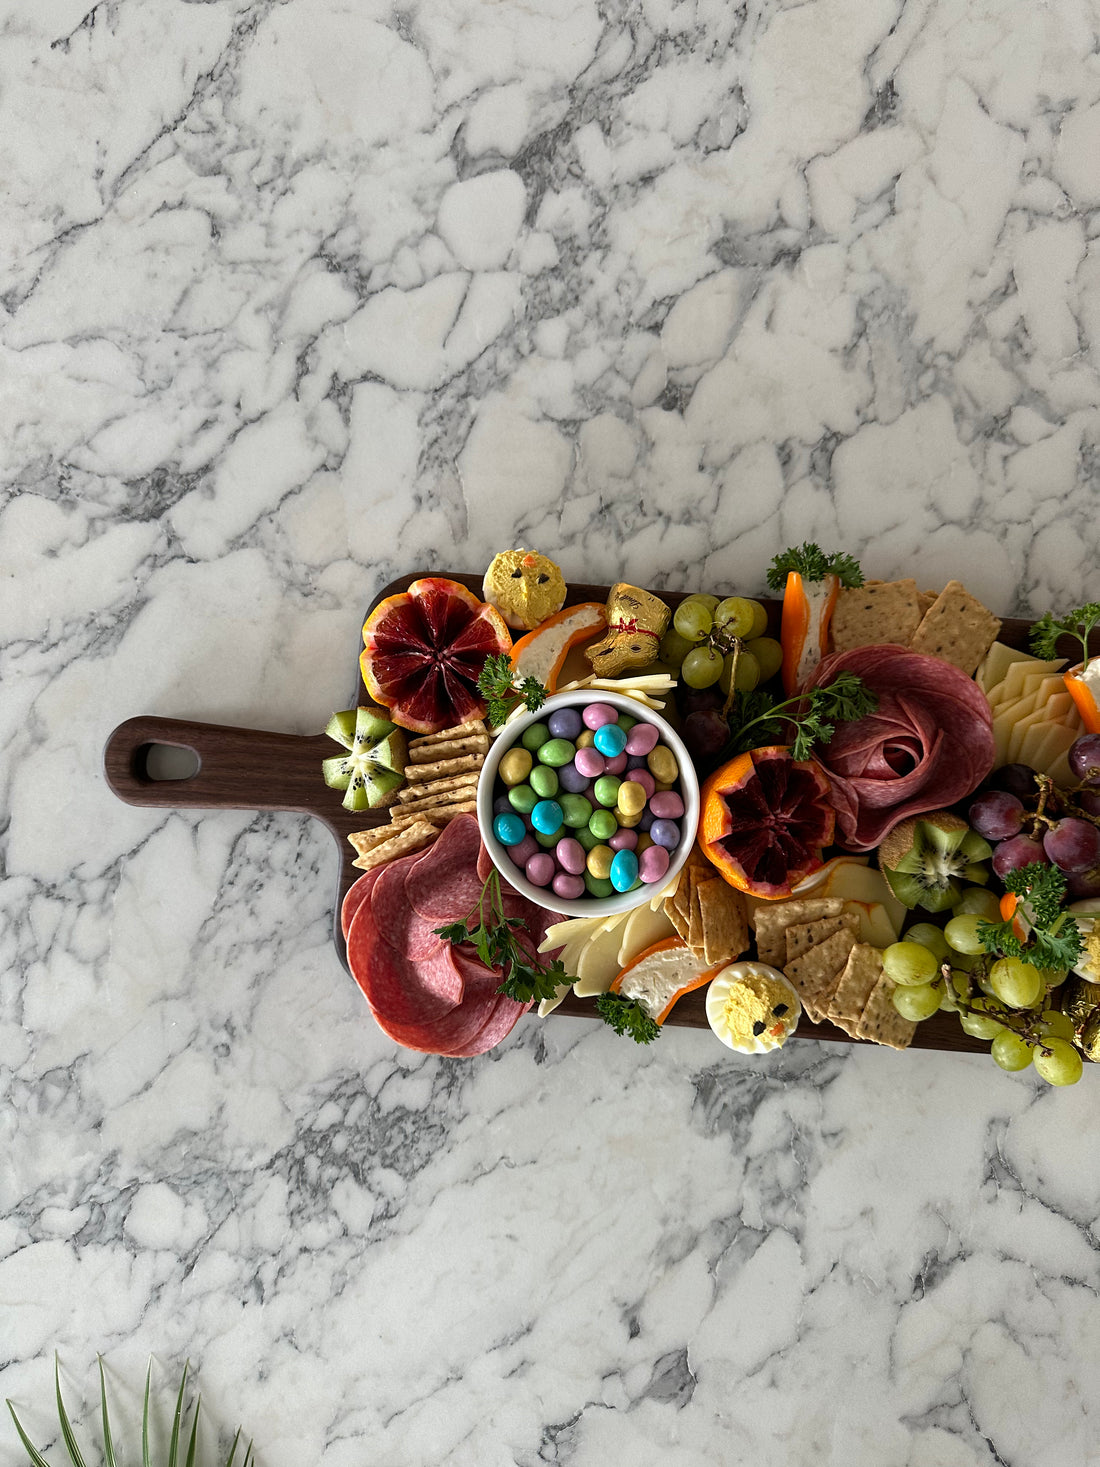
[804,645,995,851]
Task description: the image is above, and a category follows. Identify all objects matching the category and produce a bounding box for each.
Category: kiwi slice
[322,706,407,811]
[879,811,993,913]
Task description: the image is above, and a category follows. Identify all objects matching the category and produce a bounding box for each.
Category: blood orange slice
[700,746,835,899]
[361,577,511,734]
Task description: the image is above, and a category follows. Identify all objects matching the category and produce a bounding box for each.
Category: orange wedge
[779,571,839,695]
[509,602,607,692]
[1063,666,1100,734]
[609,936,724,1024]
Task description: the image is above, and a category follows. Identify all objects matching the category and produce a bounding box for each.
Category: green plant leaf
[55,1356,88,1467]
[6,1401,52,1467]
[98,1359,116,1467]
[185,1396,200,1467]
[168,1362,189,1467]
[143,1362,153,1467]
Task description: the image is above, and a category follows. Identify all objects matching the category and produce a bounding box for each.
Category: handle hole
[141,743,201,781]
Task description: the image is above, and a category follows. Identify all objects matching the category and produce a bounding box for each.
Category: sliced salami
[405,814,485,922]
[371,859,448,963]
[341,868,383,940]
[347,897,463,1028]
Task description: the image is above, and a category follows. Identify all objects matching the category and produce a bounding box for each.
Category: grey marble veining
[3,0,1100,1463]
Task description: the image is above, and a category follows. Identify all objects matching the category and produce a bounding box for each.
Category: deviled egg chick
[706,961,801,1053]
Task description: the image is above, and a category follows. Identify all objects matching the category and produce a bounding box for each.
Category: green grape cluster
[660,593,783,692]
[882,890,1084,1085]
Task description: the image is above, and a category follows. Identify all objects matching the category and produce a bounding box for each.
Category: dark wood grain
[103,572,1066,1056]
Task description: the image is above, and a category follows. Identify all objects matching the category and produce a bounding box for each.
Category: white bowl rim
[476,690,700,918]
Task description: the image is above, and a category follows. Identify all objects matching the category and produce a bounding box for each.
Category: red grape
[1064,865,1100,899]
[990,763,1039,801]
[969,790,1025,839]
[1075,788,1100,818]
[683,710,729,763]
[991,834,1049,878]
[1042,817,1100,873]
[1068,734,1100,785]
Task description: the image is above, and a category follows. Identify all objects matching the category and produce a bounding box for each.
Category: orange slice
[609,936,724,1024]
[509,602,607,692]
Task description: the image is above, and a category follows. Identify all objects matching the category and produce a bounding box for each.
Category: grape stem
[720,637,743,722]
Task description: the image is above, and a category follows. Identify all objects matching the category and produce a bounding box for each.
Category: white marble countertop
[3,0,1100,1462]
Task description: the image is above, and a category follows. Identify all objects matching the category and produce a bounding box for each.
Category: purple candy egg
[558,763,591,794]
[582,701,618,730]
[649,791,685,820]
[637,808,655,833]
[526,853,556,887]
[604,752,627,775]
[650,819,680,849]
[493,794,512,816]
[552,871,586,900]
[609,828,638,852]
[625,723,660,756]
[626,754,649,770]
[548,707,584,740]
[508,834,539,867]
[624,768,656,798]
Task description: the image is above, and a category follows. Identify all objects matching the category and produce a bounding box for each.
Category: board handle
[102,715,367,836]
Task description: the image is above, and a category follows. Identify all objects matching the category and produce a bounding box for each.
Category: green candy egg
[593,774,622,808]
[529,764,560,798]
[584,872,614,898]
[588,808,617,841]
[617,714,637,733]
[507,784,538,815]
[538,737,576,768]
[576,825,603,852]
[534,828,559,849]
[560,793,592,828]
[521,722,551,752]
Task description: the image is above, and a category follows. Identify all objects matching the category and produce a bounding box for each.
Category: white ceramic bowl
[476,690,700,917]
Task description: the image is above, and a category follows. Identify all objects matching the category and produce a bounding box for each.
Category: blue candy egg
[531,798,564,835]
[494,812,527,847]
[593,722,627,757]
[609,848,640,892]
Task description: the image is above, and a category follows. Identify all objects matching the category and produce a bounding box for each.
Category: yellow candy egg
[586,844,614,880]
[499,747,533,786]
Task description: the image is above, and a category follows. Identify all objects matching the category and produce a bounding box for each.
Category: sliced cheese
[617,903,677,968]
[573,922,632,996]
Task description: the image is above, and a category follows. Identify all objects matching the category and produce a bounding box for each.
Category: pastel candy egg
[593,774,622,808]
[499,747,533,786]
[624,769,656,798]
[508,784,538,815]
[638,844,670,883]
[609,828,638,852]
[588,808,617,841]
[593,722,627,757]
[493,794,512,816]
[555,837,587,874]
[647,745,678,783]
[507,834,539,867]
[530,764,560,798]
[552,872,585,900]
[494,812,526,846]
[616,779,647,818]
[521,722,551,752]
[650,819,680,849]
[560,793,592,828]
[547,707,583,740]
[586,844,614,880]
[574,746,606,778]
[625,722,659,756]
[577,825,603,852]
[539,738,576,767]
[558,763,590,794]
[576,729,596,749]
[626,754,649,770]
[610,849,639,892]
[584,872,614,897]
[534,828,559,849]
[531,799,564,834]
[615,807,642,829]
[604,752,628,775]
[526,853,555,887]
[649,790,685,819]
[636,832,654,854]
[637,809,655,833]
[617,713,637,733]
[582,702,618,730]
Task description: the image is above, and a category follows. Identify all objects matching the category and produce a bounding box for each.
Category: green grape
[883,941,939,986]
[659,629,695,669]
[953,887,1000,921]
[892,983,942,1021]
[673,598,714,642]
[746,600,769,639]
[903,923,950,962]
[1039,1010,1076,1042]
[991,1029,1034,1072]
[719,649,760,695]
[695,594,721,612]
[713,596,756,638]
[1032,1037,1084,1086]
[945,913,986,955]
[948,948,979,972]
[682,645,724,689]
[959,1003,1007,1040]
[746,635,783,682]
[1040,968,1068,988]
[989,956,1043,1009]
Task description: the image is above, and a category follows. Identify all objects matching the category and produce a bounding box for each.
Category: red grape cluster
[968,735,1100,897]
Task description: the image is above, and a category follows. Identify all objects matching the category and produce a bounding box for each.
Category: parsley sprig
[727,669,879,760]
[477,653,547,728]
[766,543,864,591]
[595,992,661,1044]
[1029,603,1100,665]
[977,862,1083,973]
[434,867,572,1004]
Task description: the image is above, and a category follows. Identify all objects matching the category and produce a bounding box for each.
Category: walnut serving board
[104,572,1051,1057]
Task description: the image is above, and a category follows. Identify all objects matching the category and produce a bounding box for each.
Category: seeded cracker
[351,819,438,869]
[395,771,480,806]
[826,942,885,1038]
[409,719,486,747]
[405,753,483,783]
[348,823,405,857]
[907,579,1002,676]
[408,732,489,763]
[783,913,854,965]
[782,925,858,1018]
[855,971,916,1050]
[697,881,749,965]
[390,797,477,828]
[830,578,923,652]
[754,898,845,968]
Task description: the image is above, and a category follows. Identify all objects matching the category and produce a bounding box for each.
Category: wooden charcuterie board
[104,572,1054,1055]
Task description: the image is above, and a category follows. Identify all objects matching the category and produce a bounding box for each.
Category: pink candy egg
[625,723,659,756]
[609,828,638,852]
[526,852,556,887]
[624,768,656,798]
[507,834,539,867]
[582,702,618,729]
[649,791,685,820]
[552,872,586,900]
[555,837,586,874]
[638,844,670,883]
[604,752,627,775]
[574,746,606,778]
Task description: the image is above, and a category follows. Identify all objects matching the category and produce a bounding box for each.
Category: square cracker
[754,897,845,967]
[826,942,885,1038]
[697,880,750,965]
[831,579,923,652]
[908,579,1002,676]
[783,913,855,965]
[783,926,858,1015]
[855,971,917,1050]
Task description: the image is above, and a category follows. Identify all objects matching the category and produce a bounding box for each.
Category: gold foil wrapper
[585,583,671,677]
[1061,977,1100,1029]
[1078,1010,1100,1063]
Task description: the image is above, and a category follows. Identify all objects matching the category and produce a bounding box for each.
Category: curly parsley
[977,862,1083,973]
[477,653,548,728]
[766,543,864,592]
[1029,603,1100,665]
[434,867,571,1005]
